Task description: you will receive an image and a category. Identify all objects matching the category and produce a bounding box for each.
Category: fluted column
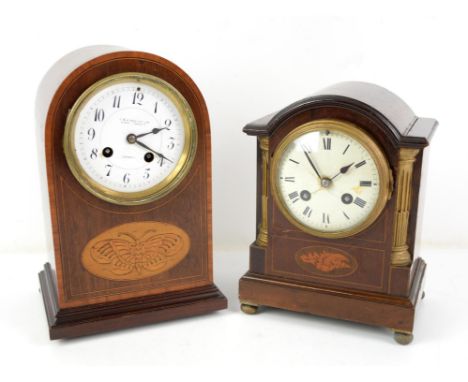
[391,148,420,266]
[256,136,269,247]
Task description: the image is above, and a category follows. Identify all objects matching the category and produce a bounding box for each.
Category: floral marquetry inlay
[295,246,357,277]
[82,221,190,281]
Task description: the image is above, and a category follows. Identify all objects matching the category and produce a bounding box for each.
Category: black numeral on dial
[94,108,105,122]
[87,128,96,141]
[90,148,98,159]
[322,213,330,224]
[355,160,367,168]
[167,137,175,150]
[105,164,112,176]
[354,197,367,208]
[288,191,300,203]
[113,95,121,108]
[303,206,312,218]
[132,91,144,105]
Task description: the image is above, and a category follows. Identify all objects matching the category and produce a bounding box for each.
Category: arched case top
[243,81,437,147]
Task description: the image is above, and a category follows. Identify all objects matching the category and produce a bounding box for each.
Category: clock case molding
[36,46,226,339]
[239,82,437,340]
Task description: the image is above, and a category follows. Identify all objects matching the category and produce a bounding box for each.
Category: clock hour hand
[135,127,169,139]
[331,162,355,180]
[301,145,321,179]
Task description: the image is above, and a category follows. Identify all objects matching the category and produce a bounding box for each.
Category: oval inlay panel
[82,221,190,281]
[295,246,357,277]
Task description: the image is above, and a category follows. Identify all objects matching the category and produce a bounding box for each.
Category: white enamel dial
[64,73,197,205]
[273,120,389,237]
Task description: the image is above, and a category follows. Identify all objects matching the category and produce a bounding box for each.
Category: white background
[0,0,467,380]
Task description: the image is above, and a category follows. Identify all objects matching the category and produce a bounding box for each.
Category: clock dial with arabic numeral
[272,119,391,238]
[64,72,197,205]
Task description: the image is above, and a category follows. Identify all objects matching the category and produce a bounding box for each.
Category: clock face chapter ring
[63,72,198,206]
[271,119,392,239]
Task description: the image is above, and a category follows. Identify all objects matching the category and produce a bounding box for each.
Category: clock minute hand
[331,162,355,180]
[134,139,173,164]
[301,145,321,179]
[135,127,169,139]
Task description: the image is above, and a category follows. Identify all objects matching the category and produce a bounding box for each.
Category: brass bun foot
[241,303,259,315]
[394,331,413,345]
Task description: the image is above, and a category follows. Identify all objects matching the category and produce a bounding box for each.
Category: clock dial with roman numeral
[63,72,197,205]
[272,119,391,238]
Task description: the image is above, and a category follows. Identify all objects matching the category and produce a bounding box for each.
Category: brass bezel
[63,72,198,206]
[271,119,392,239]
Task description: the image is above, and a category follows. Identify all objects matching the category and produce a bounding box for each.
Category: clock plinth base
[39,263,227,340]
[239,258,426,342]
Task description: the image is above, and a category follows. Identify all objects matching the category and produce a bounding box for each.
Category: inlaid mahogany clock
[36,46,226,339]
[239,82,437,344]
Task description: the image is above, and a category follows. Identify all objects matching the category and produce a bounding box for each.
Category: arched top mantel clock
[239,81,437,345]
[36,46,226,340]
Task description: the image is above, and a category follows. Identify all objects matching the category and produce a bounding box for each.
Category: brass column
[391,148,420,266]
[256,136,269,246]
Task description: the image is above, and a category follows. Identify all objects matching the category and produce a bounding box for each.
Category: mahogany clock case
[37,47,226,340]
[239,82,437,344]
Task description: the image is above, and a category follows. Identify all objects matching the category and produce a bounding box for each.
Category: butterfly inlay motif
[82,222,190,281]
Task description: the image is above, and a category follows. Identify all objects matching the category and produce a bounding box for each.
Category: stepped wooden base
[240,258,426,344]
[39,263,227,340]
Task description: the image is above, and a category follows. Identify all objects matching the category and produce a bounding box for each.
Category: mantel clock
[36,46,226,339]
[239,82,437,344]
